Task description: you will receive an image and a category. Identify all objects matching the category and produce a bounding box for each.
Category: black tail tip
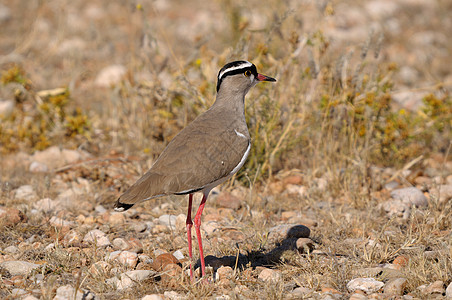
[114,200,134,212]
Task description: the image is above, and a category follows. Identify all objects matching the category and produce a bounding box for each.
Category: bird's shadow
[194,225,311,272]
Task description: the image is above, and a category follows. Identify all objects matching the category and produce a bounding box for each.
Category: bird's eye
[244,70,251,77]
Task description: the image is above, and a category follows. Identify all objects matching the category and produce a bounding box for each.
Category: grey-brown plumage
[113,60,275,281]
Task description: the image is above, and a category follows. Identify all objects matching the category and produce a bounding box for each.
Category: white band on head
[218,61,253,80]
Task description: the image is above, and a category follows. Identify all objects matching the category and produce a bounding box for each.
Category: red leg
[186,194,194,282]
[193,193,208,279]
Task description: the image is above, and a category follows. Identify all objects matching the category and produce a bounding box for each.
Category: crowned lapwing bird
[114,61,276,282]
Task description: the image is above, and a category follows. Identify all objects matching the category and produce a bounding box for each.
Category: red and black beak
[257,73,277,82]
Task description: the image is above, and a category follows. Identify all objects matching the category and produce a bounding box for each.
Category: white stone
[158,214,177,229]
[0,99,14,118]
[34,198,56,213]
[347,278,384,294]
[117,251,138,268]
[112,238,129,250]
[95,65,126,87]
[14,185,37,201]
[107,270,154,290]
[83,229,111,247]
[142,295,164,300]
[53,284,85,300]
[446,281,452,299]
[0,260,40,276]
[172,250,184,261]
[49,216,75,228]
[258,268,281,282]
[29,161,49,173]
[391,187,428,207]
[4,245,19,254]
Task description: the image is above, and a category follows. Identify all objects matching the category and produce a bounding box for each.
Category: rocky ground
[1,0,452,299]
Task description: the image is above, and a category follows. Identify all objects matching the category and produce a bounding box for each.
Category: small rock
[430,184,452,204]
[117,251,138,268]
[34,198,56,213]
[349,293,368,300]
[83,229,111,247]
[95,205,107,214]
[268,224,310,241]
[258,268,281,282]
[63,230,82,247]
[202,221,221,235]
[109,213,125,225]
[0,207,28,226]
[49,216,74,228]
[142,295,164,300]
[22,295,40,300]
[29,161,49,173]
[384,277,407,296]
[95,65,127,88]
[0,261,40,276]
[14,185,37,201]
[216,266,234,281]
[53,284,89,300]
[446,281,452,299]
[175,214,186,232]
[172,250,184,261]
[89,261,110,277]
[163,291,184,300]
[4,245,19,254]
[152,253,179,271]
[107,270,154,290]
[112,238,129,250]
[347,278,384,294]
[216,191,241,209]
[158,214,177,229]
[291,287,314,297]
[32,146,62,169]
[392,255,409,270]
[391,187,428,207]
[132,222,147,233]
[423,280,445,295]
[0,99,14,118]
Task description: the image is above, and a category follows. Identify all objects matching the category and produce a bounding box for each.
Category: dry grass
[1,0,452,299]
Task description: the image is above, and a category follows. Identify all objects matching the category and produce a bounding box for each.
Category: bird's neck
[212,90,247,115]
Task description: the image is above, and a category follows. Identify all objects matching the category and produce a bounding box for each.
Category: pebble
[0,207,28,226]
[390,187,428,207]
[14,185,37,201]
[152,253,180,271]
[33,198,57,213]
[349,293,368,300]
[112,238,129,250]
[215,191,241,209]
[446,281,452,299]
[107,270,155,290]
[172,250,184,261]
[290,287,314,298]
[117,251,138,268]
[216,266,234,281]
[163,291,185,300]
[347,278,384,294]
[95,205,107,214]
[422,280,445,295]
[89,261,110,276]
[392,255,409,270]
[430,184,452,204]
[23,295,40,300]
[62,230,82,247]
[158,214,177,229]
[0,99,14,118]
[142,295,164,300]
[53,284,91,300]
[133,222,147,233]
[109,212,126,225]
[49,216,75,228]
[384,278,407,295]
[95,64,127,88]
[268,224,310,241]
[29,161,49,173]
[4,245,19,254]
[83,229,111,247]
[0,261,40,276]
[258,268,281,282]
